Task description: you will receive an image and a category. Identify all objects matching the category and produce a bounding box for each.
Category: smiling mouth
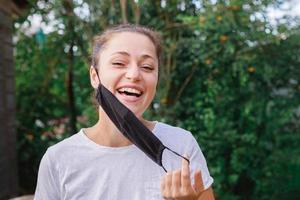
[117,88,143,98]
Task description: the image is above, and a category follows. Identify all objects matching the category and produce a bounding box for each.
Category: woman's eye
[112,62,125,67]
[141,65,154,71]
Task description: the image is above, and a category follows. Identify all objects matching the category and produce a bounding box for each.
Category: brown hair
[91,24,162,68]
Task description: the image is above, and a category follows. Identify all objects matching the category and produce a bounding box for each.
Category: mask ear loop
[94,67,101,86]
[161,146,190,173]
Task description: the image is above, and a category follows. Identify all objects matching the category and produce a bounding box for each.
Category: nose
[125,63,141,81]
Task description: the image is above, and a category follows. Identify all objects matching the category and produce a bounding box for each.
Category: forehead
[101,32,157,58]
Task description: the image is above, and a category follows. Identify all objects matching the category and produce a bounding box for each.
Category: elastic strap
[161,147,190,173]
[94,69,101,85]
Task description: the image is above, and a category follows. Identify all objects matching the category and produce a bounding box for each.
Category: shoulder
[154,122,195,140]
[45,130,86,161]
[153,121,198,149]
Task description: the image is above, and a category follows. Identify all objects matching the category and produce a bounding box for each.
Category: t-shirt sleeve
[34,149,60,200]
[189,135,214,190]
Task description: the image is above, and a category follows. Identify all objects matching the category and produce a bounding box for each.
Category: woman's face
[91,32,159,118]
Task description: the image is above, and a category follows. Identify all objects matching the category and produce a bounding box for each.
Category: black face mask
[94,71,189,172]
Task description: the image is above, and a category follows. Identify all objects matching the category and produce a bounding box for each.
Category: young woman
[34,24,214,200]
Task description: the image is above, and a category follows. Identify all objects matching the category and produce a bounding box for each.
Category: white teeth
[118,87,142,95]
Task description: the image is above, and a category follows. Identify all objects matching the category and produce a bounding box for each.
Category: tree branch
[120,0,128,23]
[173,64,197,104]
[130,0,140,24]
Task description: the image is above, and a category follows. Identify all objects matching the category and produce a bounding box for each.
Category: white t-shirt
[34,122,213,200]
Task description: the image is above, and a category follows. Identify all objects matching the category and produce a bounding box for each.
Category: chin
[129,108,142,117]
[127,107,143,117]
[115,96,148,118]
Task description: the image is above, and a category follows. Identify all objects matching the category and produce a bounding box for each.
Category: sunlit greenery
[15,0,300,199]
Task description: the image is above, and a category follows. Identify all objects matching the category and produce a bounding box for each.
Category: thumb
[193,170,204,194]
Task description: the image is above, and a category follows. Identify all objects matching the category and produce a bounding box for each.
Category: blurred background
[0,0,300,199]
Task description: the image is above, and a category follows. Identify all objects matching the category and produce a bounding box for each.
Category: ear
[90,66,100,89]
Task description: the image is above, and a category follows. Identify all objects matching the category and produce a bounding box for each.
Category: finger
[165,172,173,197]
[193,170,204,194]
[181,154,192,189]
[171,170,181,197]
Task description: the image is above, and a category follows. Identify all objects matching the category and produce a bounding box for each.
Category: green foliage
[14,0,300,198]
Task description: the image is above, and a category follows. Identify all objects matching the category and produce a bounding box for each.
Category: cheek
[145,75,158,96]
[98,68,119,86]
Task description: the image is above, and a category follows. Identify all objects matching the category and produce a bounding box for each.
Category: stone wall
[0,3,19,199]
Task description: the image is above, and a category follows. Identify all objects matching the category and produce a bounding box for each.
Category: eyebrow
[111,51,156,61]
[111,51,130,57]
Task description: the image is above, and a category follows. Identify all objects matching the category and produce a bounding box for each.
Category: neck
[85,108,155,147]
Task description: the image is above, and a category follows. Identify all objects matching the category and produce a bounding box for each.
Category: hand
[160,155,204,200]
